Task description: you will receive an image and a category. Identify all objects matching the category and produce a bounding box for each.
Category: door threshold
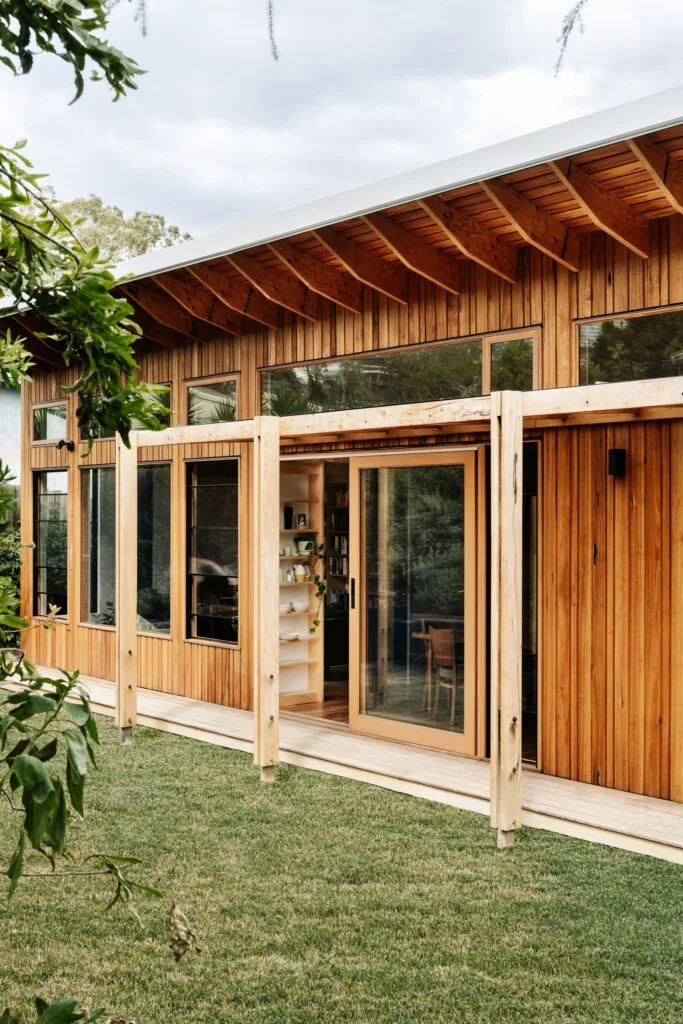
[280,708,350,732]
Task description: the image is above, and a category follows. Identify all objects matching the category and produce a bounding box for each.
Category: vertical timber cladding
[18,215,683,752]
[541,421,682,802]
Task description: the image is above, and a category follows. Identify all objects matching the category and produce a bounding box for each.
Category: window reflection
[579,311,683,384]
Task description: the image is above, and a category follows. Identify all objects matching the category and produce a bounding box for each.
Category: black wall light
[608,448,627,478]
[55,439,75,452]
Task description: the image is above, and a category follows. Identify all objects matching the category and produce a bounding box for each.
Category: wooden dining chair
[428,626,457,727]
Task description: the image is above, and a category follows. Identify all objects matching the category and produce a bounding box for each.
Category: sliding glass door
[349,451,478,754]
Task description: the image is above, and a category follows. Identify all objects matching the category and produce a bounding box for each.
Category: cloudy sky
[3,0,683,239]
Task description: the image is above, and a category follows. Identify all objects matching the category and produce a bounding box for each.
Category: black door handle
[350,578,356,609]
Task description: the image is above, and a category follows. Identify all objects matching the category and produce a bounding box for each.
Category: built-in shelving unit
[324,465,350,682]
[278,461,324,707]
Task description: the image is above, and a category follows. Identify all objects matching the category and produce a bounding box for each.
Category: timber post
[253,415,280,782]
[115,431,138,742]
[490,391,523,847]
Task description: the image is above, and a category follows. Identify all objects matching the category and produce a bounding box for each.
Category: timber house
[16,87,683,859]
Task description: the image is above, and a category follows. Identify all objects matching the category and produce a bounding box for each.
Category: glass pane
[33,405,67,441]
[131,385,171,430]
[262,341,482,415]
[137,465,171,634]
[33,470,68,617]
[81,468,116,625]
[187,460,239,643]
[579,311,683,384]
[490,338,534,391]
[188,380,237,424]
[361,463,466,734]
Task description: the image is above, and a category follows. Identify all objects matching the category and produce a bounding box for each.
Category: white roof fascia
[116,84,683,284]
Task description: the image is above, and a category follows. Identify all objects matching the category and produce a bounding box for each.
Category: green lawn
[1,717,681,1024]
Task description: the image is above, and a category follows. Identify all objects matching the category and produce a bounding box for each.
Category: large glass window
[489,337,535,391]
[187,378,237,424]
[138,465,171,634]
[187,460,239,644]
[132,384,171,430]
[33,471,68,617]
[33,404,67,442]
[81,468,116,625]
[262,341,482,415]
[579,310,683,384]
[81,384,171,440]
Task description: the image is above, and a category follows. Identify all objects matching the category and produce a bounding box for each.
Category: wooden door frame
[349,448,480,755]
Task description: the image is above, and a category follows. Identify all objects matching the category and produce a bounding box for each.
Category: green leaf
[35,738,58,762]
[23,785,56,850]
[7,692,57,720]
[36,998,83,1024]
[65,700,89,727]
[83,711,99,745]
[66,758,84,816]
[12,753,55,803]
[47,781,67,854]
[64,728,88,776]
[6,830,25,898]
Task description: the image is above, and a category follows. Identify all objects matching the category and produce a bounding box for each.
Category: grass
[1,717,681,1023]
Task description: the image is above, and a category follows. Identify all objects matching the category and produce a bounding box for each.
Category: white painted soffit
[116,84,683,284]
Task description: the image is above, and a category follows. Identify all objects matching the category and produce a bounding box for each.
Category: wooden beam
[268,239,363,313]
[187,263,280,330]
[550,158,650,259]
[628,135,683,215]
[490,390,523,847]
[522,376,683,419]
[362,211,461,295]
[226,251,319,321]
[418,194,518,283]
[312,226,409,304]
[136,419,255,447]
[480,179,581,271]
[278,395,490,441]
[9,316,63,368]
[120,283,195,337]
[126,307,182,349]
[115,431,138,741]
[253,415,280,781]
[152,273,244,336]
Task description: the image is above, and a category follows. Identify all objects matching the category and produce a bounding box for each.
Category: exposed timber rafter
[550,158,650,259]
[418,194,518,284]
[120,282,196,337]
[627,135,683,216]
[268,238,363,313]
[312,225,409,304]
[362,211,461,295]
[226,251,319,322]
[187,263,280,330]
[127,307,184,349]
[152,274,244,336]
[480,178,581,271]
[10,314,62,368]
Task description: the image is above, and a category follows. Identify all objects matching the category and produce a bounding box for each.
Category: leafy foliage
[56,193,191,263]
[0,0,142,102]
[0,141,168,445]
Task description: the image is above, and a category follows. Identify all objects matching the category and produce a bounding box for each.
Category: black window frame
[33,469,68,618]
[186,458,240,646]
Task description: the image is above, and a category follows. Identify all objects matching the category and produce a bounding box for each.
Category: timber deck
[41,668,683,865]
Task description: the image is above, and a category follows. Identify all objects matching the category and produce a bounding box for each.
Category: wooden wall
[19,217,683,800]
[541,421,682,802]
